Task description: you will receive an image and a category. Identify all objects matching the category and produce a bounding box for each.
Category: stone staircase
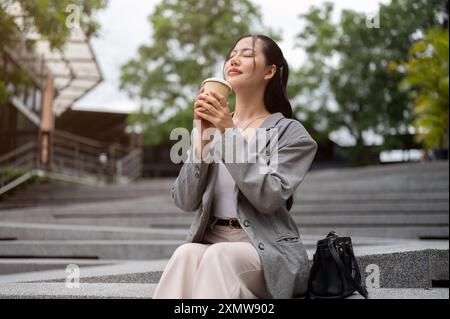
[0,240,447,299]
[0,160,448,298]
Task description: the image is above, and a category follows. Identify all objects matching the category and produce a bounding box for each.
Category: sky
[74,0,389,113]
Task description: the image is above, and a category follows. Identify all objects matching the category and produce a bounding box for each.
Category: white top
[213,157,237,219]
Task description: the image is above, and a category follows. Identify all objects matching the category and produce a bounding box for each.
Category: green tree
[291,0,446,165]
[120,0,279,146]
[0,0,108,105]
[394,27,449,152]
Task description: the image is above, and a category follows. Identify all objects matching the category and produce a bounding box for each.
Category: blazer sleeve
[170,142,212,212]
[212,122,318,215]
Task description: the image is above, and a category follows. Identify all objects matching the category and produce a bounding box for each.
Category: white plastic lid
[202,77,233,92]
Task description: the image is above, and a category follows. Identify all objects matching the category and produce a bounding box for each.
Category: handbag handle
[327,240,369,299]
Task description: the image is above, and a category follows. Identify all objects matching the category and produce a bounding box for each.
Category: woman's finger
[195,108,215,123]
[197,100,219,116]
[198,93,221,112]
[209,91,227,109]
[196,86,205,96]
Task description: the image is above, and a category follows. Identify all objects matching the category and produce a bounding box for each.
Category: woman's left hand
[195,91,235,134]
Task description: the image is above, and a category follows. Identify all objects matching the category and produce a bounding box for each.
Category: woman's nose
[230,56,240,66]
[231,61,239,66]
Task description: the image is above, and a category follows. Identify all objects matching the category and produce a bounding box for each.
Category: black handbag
[307,231,369,299]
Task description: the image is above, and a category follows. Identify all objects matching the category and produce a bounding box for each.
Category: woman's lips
[228,71,242,76]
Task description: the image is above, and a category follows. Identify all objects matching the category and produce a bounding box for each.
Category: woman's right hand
[194,86,204,121]
[194,86,215,132]
[194,86,215,159]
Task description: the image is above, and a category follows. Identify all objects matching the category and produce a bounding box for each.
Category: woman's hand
[193,86,216,160]
[194,86,216,142]
[195,91,235,135]
[194,86,214,129]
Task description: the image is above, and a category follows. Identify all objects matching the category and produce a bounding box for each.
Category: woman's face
[224,37,275,90]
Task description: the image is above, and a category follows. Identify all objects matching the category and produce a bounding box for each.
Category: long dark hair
[222,35,295,211]
[222,34,293,119]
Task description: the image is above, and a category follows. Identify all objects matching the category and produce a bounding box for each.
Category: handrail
[54,130,129,154]
[53,130,130,164]
[0,141,37,166]
[0,169,103,197]
[117,148,142,166]
[116,148,143,182]
[0,171,35,197]
[0,130,143,196]
[54,129,105,149]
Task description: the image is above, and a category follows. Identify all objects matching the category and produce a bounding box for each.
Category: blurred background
[0,0,448,299]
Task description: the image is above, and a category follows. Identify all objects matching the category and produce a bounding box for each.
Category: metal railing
[0,141,39,196]
[0,141,38,167]
[0,131,143,195]
[116,148,143,183]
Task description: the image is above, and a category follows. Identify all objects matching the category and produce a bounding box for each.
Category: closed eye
[228,55,254,59]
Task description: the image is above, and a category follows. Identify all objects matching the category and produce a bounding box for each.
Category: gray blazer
[170,112,318,299]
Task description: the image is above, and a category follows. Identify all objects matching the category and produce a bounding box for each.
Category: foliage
[0,0,108,105]
[0,0,107,49]
[120,0,280,145]
[392,27,448,150]
[292,0,446,165]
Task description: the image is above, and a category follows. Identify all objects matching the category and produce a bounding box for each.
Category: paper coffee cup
[202,78,233,98]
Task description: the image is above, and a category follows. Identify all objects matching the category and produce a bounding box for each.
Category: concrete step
[9,213,445,227]
[0,197,177,219]
[3,221,445,243]
[39,214,449,229]
[0,238,399,260]
[2,189,448,210]
[307,161,448,177]
[0,235,402,274]
[295,226,449,239]
[0,259,168,284]
[4,208,446,222]
[349,288,449,299]
[0,240,183,260]
[4,178,447,201]
[5,180,446,199]
[0,259,117,275]
[2,196,447,212]
[0,222,188,241]
[0,283,447,299]
[306,171,448,180]
[302,182,449,192]
[0,241,446,300]
[291,202,449,213]
[2,201,448,222]
[2,219,444,239]
[295,192,449,201]
[1,162,446,204]
[0,283,157,299]
[0,235,420,263]
[0,241,446,288]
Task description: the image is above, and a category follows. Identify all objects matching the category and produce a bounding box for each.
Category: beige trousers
[152,224,270,299]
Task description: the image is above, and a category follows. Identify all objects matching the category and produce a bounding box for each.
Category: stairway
[0,160,448,298]
[1,161,448,239]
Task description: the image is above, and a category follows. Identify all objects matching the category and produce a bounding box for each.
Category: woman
[152,34,318,299]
